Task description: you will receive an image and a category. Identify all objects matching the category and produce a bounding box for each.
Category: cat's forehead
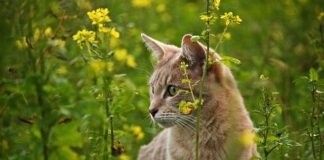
[149,52,182,86]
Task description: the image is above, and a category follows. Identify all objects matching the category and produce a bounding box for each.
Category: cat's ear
[181,34,206,66]
[141,33,166,58]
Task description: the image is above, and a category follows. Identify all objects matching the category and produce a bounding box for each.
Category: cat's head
[141,33,235,129]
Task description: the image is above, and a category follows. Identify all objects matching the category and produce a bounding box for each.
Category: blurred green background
[0,0,323,159]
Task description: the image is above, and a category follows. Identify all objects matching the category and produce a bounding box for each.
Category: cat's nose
[149,108,158,117]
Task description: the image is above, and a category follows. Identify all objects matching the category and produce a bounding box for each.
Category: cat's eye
[151,86,154,94]
[167,85,179,96]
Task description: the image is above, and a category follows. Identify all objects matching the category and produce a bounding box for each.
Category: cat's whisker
[177,115,196,128]
[174,120,191,132]
[179,115,196,123]
[176,118,196,132]
[185,115,197,121]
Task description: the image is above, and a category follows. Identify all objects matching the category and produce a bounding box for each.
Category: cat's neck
[168,89,250,149]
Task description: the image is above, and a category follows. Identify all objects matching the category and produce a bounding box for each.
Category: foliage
[0,0,323,160]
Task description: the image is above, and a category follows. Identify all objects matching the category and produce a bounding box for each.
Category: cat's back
[138,129,169,160]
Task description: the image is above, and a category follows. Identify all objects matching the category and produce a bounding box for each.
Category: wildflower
[48,39,66,49]
[114,49,128,61]
[119,154,130,160]
[131,125,144,140]
[132,0,152,8]
[178,100,194,115]
[318,12,324,21]
[96,93,104,100]
[156,3,166,13]
[44,27,53,38]
[73,29,97,48]
[110,37,120,49]
[109,27,120,38]
[89,60,113,75]
[15,37,28,49]
[224,32,231,40]
[98,24,110,33]
[200,14,215,22]
[179,105,193,115]
[87,8,111,25]
[126,55,137,68]
[240,130,256,147]
[57,66,67,75]
[220,12,242,26]
[214,0,221,10]
[180,61,189,69]
[259,74,269,80]
[33,28,41,41]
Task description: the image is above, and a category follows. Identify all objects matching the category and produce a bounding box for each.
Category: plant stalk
[196,0,211,160]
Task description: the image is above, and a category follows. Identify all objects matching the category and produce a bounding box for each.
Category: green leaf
[309,68,318,82]
[190,35,200,42]
[219,56,241,66]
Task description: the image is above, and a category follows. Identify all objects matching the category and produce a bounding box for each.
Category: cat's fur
[138,33,259,160]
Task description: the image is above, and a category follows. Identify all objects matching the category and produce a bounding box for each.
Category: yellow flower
[132,0,152,8]
[98,24,110,33]
[96,93,104,100]
[214,0,221,10]
[109,27,120,39]
[98,25,120,38]
[179,105,193,115]
[57,66,67,75]
[106,61,114,72]
[114,49,128,61]
[126,55,137,68]
[220,12,242,26]
[178,101,194,115]
[200,15,214,22]
[49,39,66,49]
[318,12,324,21]
[119,154,130,160]
[240,130,256,147]
[89,60,113,75]
[131,125,144,141]
[33,28,41,41]
[15,37,28,49]
[73,29,97,47]
[87,8,111,25]
[110,37,120,49]
[44,27,53,38]
[224,32,231,40]
[156,3,166,13]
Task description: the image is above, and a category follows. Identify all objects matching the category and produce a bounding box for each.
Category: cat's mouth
[153,113,176,128]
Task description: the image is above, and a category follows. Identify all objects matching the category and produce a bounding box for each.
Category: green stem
[103,75,111,159]
[310,81,318,160]
[214,26,228,52]
[316,94,322,160]
[183,68,196,101]
[110,115,114,154]
[102,60,114,158]
[261,88,271,160]
[196,1,210,160]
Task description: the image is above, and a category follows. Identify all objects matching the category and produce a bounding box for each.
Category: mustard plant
[72,7,135,159]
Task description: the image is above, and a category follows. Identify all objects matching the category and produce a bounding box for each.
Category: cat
[138,33,259,160]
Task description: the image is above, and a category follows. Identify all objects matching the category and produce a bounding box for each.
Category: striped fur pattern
[138,33,259,160]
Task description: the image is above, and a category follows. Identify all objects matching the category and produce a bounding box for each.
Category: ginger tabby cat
[138,33,259,160]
